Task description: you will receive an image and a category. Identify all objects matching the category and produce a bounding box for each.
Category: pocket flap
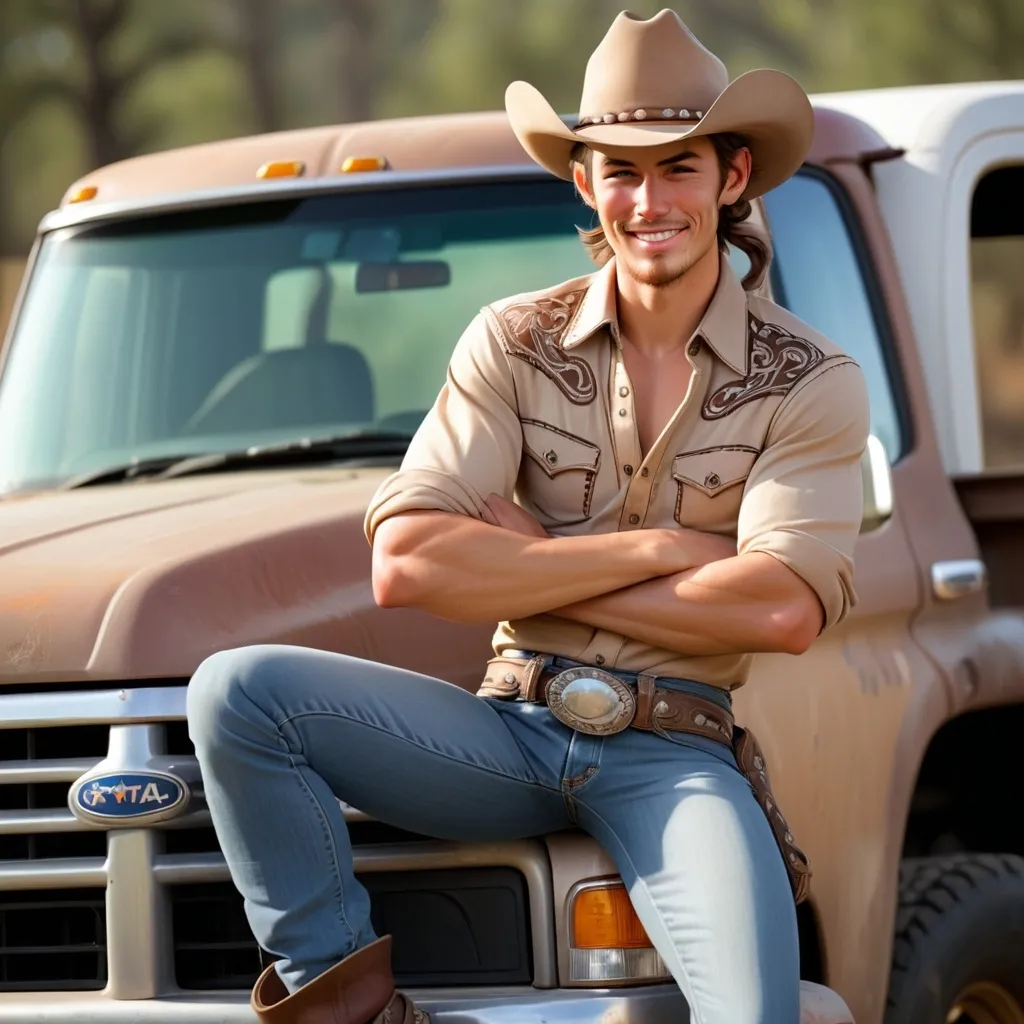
[672,447,758,496]
[522,420,600,478]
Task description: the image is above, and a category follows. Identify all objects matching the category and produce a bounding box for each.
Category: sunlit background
[1,0,1022,332]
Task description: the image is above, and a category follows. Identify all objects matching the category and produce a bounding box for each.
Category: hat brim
[505,69,814,200]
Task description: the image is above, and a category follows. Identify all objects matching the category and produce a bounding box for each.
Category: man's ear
[719,146,753,207]
[572,161,597,210]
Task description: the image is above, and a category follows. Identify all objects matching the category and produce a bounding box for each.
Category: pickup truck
[0,81,1022,1024]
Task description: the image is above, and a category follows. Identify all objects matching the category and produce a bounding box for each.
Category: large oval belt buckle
[546,667,636,736]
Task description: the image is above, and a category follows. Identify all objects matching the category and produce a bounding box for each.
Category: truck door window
[970,165,1024,470]
[762,172,904,463]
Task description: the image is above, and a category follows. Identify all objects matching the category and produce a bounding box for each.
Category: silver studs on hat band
[575,108,704,128]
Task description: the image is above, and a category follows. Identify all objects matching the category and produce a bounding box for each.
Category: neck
[614,244,721,357]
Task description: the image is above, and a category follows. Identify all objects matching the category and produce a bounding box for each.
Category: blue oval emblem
[71,771,188,823]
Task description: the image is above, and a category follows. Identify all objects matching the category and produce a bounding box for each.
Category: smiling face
[574,136,750,289]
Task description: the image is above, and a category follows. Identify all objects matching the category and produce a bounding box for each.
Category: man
[187,9,869,1024]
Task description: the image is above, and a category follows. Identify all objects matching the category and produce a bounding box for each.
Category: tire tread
[886,853,1024,1014]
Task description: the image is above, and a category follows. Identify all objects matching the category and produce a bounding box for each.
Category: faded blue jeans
[186,645,799,1024]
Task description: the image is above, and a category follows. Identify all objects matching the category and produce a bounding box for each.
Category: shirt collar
[562,253,750,376]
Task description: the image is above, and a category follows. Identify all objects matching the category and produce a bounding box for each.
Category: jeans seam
[277,708,558,792]
[290,755,358,943]
[580,800,705,1024]
[233,681,358,949]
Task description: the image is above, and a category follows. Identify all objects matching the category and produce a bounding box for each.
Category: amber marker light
[68,186,98,203]
[257,160,305,179]
[340,156,388,173]
[568,881,670,983]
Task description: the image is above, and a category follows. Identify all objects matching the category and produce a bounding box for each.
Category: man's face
[581,136,748,288]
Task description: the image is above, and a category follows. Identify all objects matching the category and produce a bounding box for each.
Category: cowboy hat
[505,9,814,200]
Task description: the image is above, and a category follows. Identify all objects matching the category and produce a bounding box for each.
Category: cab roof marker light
[69,186,99,203]
[341,156,388,173]
[257,160,306,179]
[568,880,671,983]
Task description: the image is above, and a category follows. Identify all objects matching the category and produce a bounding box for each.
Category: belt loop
[521,655,548,701]
[635,672,656,728]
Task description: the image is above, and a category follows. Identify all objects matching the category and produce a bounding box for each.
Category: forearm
[372,512,687,623]
[553,552,823,656]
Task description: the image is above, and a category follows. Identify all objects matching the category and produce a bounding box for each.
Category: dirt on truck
[1,81,1023,1024]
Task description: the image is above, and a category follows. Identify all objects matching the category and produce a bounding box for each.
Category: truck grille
[0,684,549,999]
[0,889,106,990]
[171,868,533,990]
[0,724,110,862]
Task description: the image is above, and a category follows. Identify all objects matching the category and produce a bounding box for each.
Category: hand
[485,493,550,539]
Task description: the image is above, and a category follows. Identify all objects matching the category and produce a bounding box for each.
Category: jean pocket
[652,726,739,770]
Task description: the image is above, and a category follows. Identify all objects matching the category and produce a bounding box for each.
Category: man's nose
[634,175,671,220]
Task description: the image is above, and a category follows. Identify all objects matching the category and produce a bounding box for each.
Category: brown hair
[570,134,772,290]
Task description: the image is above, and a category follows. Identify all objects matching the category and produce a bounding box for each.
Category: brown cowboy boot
[251,935,428,1024]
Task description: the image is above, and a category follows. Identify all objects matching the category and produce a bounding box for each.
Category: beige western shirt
[364,254,870,691]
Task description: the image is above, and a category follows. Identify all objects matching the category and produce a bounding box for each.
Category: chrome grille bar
[0,758,100,782]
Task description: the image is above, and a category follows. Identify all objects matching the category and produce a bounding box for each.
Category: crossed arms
[371,498,825,658]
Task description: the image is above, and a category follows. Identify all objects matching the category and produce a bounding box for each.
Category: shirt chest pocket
[519,420,601,526]
[672,446,759,532]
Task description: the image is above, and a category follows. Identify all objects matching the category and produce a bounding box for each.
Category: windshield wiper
[61,431,412,489]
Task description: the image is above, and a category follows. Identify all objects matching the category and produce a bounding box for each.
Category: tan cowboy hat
[505,9,814,200]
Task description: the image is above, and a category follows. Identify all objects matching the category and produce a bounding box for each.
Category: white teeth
[633,229,681,242]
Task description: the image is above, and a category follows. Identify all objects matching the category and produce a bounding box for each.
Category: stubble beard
[618,226,716,289]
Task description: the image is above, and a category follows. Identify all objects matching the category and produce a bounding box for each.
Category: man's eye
[670,165,694,174]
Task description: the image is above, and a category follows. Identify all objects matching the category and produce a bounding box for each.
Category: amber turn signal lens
[68,186,98,203]
[572,884,652,949]
[257,160,305,179]
[340,156,388,173]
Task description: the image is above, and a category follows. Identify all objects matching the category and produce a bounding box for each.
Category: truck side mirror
[861,434,893,532]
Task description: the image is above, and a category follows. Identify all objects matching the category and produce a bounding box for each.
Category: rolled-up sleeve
[363,311,522,545]
[737,357,871,632]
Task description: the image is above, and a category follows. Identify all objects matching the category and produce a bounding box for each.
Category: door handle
[931,559,987,600]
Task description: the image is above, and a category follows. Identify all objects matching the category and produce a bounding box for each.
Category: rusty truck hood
[0,467,490,687]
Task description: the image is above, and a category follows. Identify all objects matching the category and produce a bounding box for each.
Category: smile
[630,229,684,242]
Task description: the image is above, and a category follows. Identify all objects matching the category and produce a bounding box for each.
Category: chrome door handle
[931,559,987,600]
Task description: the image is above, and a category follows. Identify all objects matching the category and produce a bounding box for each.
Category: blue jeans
[186,645,799,1024]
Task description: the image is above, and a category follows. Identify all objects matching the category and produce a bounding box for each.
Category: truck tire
[885,853,1024,1024]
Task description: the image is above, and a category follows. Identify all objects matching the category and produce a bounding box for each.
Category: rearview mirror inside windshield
[355,261,451,293]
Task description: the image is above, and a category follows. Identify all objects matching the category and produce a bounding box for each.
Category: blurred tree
[9,0,215,167]
[234,0,283,132]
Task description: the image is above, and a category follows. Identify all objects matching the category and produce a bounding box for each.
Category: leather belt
[478,655,734,746]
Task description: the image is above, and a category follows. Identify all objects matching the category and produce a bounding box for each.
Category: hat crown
[579,9,728,118]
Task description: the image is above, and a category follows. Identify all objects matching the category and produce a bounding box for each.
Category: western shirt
[364,253,870,690]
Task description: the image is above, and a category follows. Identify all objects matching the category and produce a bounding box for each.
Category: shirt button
[624,464,633,476]
[705,472,720,488]
[640,467,649,478]
[618,409,627,417]
[688,339,702,357]
[619,386,629,397]
[595,654,606,665]
[628,514,640,525]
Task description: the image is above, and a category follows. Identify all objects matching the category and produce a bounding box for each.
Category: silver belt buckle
[546,666,636,736]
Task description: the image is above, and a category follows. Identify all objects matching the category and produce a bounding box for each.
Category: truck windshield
[0,180,597,494]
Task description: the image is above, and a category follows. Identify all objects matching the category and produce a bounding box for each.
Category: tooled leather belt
[477,655,734,745]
